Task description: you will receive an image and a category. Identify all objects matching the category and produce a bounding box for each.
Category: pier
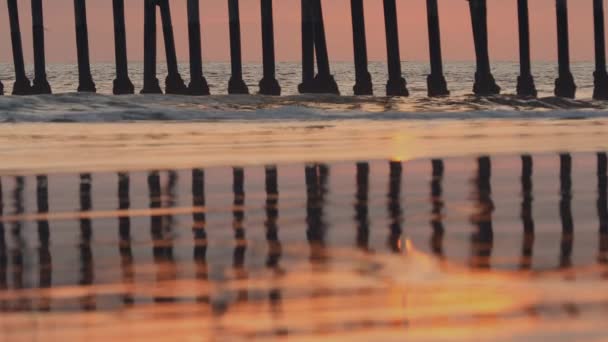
[1,1,608,98]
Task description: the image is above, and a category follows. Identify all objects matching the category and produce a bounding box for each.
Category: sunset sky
[0,0,601,63]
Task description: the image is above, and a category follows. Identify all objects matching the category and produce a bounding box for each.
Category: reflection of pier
[0,153,606,314]
[2,1,608,98]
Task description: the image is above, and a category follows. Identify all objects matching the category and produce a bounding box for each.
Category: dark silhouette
[520,155,535,269]
[306,164,328,262]
[387,161,403,252]
[158,0,188,94]
[112,0,135,95]
[299,0,315,93]
[311,0,339,94]
[468,0,500,95]
[470,156,494,268]
[350,0,373,95]
[426,0,449,97]
[430,159,445,257]
[117,172,134,306]
[232,167,248,303]
[73,0,96,92]
[593,0,608,100]
[559,153,574,268]
[259,0,281,95]
[192,169,207,262]
[597,153,608,264]
[11,177,29,311]
[7,0,31,95]
[383,0,409,97]
[79,173,96,311]
[31,0,52,94]
[187,0,211,95]
[555,0,577,98]
[141,0,162,94]
[355,162,371,251]
[228,0,249,94]
[36,175,52,311]
[516,0,537,97]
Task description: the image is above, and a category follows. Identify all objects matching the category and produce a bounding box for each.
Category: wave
[1,92,608,123]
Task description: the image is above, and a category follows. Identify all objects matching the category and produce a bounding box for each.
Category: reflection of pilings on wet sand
[265,166,281,270]
[36,175,52,311]
[192,169,209,303]
[470,156,494,269]
[387,161,403,253]
[430,159,445,258]
[306,164,328,262]
[232,167,248,302]
[559,154,574,269]
[118,172,134,306]
[355,162,370,251]
[598,153,608,264]
[0,178,6,311]
[520,155,535,270]
[79,173,95,311]
[11,177,28,311]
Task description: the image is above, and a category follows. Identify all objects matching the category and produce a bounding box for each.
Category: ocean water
[1,62,608,341]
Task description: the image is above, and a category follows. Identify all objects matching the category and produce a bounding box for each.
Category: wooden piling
[383,0,408,97]
[468,0,500,96]
[554,0,576,98]
[73,0,96,92]
[593,0,608,100]
[141,0,161,94]
[426,0,449,97]
[112,0,134,95]
[310,0,339,94]
[158,0,188,94]
[298,0,315,93]
[7,0,31,95]
[187,0,210,95]
[228,0,249,94]
[350,0,373,95]
[31,0,52,94]
[516,0,537,97]
[259,0,281,95]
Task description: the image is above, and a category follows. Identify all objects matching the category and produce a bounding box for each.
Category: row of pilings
[2,0,608,99]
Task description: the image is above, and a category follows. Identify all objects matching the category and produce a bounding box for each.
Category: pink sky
[0,0,601,63]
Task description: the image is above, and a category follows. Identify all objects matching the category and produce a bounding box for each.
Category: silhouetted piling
[355,162,370,250]
[311,0,339,94]
[158,0,188,94]
[471,156,493,268]
[517,0,537,97]
[259,0,281,95]
[388,161,403,252]
[228,0,249,94]
[555,0,576,98]
[383,0,408,97]
[430,159,445,257]
[593,0,608,100]
[520,155,535,269]
[73,0,96,92]
[350,0,373,95]
[141,0,162,94]
[7,0,31,95]
[31,0,51,94]
[559,153,573,268]
[426,0,449,97]
[187,0,210,96]
[299,0,315,93]
[112,0,134,95]
[469,0,500,96]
